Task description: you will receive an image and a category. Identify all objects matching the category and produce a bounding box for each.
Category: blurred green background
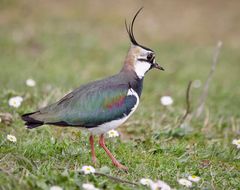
[0,0,239,116]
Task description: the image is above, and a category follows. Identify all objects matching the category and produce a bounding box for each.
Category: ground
[0,1,240,190]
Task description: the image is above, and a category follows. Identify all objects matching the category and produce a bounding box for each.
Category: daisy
[7,134,17,143]
[50,186,63,190]
[188,175,201,182]
[26,78,36,87]
[140,178,153,186]
[81,165,96,174]
[178,178,192,188]
[160,96,173,106]
[107,129,119,138]
[8,96,23,108]
[232,139,240,149]
[82,183,99,190]
[150,180,171,190]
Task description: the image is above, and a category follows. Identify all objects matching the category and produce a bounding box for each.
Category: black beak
[152,62,164,71]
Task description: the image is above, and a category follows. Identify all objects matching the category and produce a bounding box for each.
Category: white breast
[88,88,139,135]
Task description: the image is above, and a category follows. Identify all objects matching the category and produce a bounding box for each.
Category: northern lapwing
[22,8,164,171]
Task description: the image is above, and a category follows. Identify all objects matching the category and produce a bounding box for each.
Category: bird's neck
[119,69,144,98]
[130,77,144,97]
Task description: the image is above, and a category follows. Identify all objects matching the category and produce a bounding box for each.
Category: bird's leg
[99,134,128,171]
[89,135,97,165]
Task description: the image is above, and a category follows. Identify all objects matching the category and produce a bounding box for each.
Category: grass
[0,1,240,189]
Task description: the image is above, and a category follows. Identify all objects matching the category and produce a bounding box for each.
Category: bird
[21,8,164,171]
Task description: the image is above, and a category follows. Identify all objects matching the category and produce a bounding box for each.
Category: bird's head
[122,8,164,79]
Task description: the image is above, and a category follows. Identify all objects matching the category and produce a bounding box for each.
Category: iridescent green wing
[40,83,137,127]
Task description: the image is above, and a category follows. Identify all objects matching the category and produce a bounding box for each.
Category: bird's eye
[147,53,154,61]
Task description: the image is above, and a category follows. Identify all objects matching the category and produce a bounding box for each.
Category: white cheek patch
[134,61,151,79]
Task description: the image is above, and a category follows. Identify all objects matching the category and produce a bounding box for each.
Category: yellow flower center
[191,175,197,178]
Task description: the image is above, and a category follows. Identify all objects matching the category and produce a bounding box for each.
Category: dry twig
[195,41,223,118]
[73,169,139,186]
[94,172,139,186]
[178,81,192,127]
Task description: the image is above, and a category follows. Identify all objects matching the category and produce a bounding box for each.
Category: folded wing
[23,83,138,128]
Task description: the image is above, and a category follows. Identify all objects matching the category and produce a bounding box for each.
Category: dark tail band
[22,112,44,129]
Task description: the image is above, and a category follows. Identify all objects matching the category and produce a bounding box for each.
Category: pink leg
[89,135,97,164]
[99,134,128,171]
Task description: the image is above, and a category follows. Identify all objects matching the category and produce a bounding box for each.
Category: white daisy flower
[232,139,240,149]
[192,80,202,88]
[188,175,201,182]
[149,182,158,190]
[81,165,96,174]
[50,186,63,190]
[8,96,23,108]
[26,78,36,87]
[7,134,17,143]
[107,129,119,138]
[156,180,171,190]
[160,96,173,106]
[140,178,153,186]
[82,183,99,190]
[178,178,192,187]
[150,180,171,190]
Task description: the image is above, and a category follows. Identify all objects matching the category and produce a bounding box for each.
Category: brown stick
[67,168,139,186]
[178,81,192,126]
[94,172,139,186]
[195,41,223,118]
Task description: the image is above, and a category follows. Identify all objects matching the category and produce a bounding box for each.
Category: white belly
[88,88,139,135]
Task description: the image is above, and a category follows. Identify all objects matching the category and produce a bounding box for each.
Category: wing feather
[35,82,137,128]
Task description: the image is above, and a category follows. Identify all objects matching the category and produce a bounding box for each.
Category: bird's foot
[112,160,128,171]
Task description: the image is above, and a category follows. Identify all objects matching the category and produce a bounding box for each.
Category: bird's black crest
[125,8,153,52]
[125,7,143,46]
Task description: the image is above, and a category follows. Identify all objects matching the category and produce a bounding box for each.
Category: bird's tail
[22,111,44,129]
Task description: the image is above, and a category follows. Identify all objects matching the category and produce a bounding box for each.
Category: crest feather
[125,7,143,46]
